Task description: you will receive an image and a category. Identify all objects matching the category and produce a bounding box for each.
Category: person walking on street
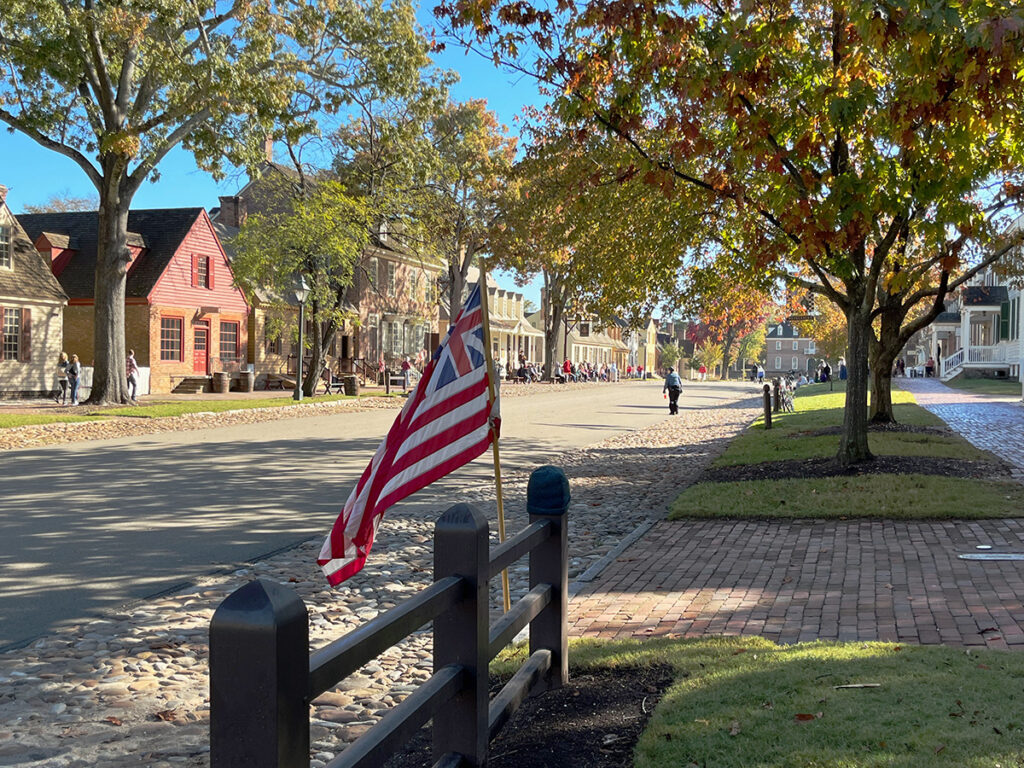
[698,364,707,381]
[67,354,82,405]
[55,351,70,405]
[126,349,139,401]
[663,366,682,415]
[401,356,412,389]
[756,364,765,384]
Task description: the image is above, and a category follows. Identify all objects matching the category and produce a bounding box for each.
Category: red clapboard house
[19,209,249,394]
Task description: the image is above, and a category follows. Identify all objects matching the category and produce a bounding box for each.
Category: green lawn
[670,380,1019,521]
[942,376,1023,397]
[0,412,107,428]
[497,637,1024,768]
[100,393,356,418]
[0,391,401,429]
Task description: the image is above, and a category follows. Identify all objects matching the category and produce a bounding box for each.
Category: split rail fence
[209,465,571,768]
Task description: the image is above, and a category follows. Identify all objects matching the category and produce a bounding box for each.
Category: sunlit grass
[942,377,1022,397]
[101,394,355,418]
[499,637,1024,768]
[0,413,106,428]
[670,475,1024,520]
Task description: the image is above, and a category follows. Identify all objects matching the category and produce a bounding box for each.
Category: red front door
[193,323,209,374]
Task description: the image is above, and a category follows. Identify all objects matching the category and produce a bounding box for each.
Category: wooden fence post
[527,465,571,693]
[210,578,310,768]
[433,503,489,766]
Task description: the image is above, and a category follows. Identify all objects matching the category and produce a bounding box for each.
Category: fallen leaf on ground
[935,744,946,754]
[729,720,741,736]
[104,716,123,726]
[154,710,177,722]
[794,713,820,722]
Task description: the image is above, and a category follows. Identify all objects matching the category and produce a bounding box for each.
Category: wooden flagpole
[477,259,511,613]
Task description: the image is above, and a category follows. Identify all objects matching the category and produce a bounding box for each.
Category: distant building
[765,321,819,376]
[20,208,247,394]
[0,185,67,397]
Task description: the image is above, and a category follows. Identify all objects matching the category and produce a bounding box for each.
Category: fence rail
[210,465,571,768]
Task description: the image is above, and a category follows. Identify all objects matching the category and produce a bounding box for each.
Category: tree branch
[0,108,101,188]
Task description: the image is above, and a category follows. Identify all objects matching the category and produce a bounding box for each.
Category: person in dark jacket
[67,354,82,405]
[663,367,683,415]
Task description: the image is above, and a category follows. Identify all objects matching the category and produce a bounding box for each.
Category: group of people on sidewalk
[53,349,140,406]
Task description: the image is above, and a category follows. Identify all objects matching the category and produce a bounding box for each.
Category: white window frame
[775,340,782,350]
[774,356,782,369]
[2,307,19,359]
[792,340,798,350]
[792,356,798,369]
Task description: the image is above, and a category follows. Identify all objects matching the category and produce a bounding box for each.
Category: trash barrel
[213,371,231,394]
[342,374,359,396]
[239,370,255,392]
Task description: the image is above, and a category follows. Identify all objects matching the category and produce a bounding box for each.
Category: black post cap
[527,465,570,516]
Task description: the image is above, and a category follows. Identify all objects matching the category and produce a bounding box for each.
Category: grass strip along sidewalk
[495,637,1024,768]
[0,392,400,428]
[485,383,1024,767]
[670,381,1024,519]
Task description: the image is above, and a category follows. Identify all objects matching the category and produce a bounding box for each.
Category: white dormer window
[0,224,11,269]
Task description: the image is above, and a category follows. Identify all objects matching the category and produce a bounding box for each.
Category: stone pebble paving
[0,386,760,768]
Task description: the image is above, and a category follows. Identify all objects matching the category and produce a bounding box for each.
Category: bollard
[433,503,489,766]
[210,579,310,768]
[772,378,781,412]
[762,384,772,430]
[527,465,571,693]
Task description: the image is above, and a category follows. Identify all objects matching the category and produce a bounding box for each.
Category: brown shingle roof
[0,207,67,303]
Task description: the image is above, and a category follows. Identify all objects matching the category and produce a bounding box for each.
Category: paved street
[0,379,749,650]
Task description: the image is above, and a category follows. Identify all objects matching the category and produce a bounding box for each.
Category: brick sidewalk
[569,519,1024,647]
[569,380,1024,647]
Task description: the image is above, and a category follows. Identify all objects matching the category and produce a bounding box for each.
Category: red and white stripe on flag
[318,283,499,585]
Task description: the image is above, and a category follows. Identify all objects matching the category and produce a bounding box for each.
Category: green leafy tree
[441,0,1024,465]
[232,179,371,396]
[693,343,723,378]
[659,342,681,370]
[0,0,346,402]
[736,326,767,377]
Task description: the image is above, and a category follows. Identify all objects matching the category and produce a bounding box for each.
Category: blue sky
[0,6,544,300]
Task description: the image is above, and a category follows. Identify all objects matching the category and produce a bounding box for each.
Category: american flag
[318,284,500,585]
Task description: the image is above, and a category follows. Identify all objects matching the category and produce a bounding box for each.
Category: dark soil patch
[384,664,674,768]
[702,455,1011,484]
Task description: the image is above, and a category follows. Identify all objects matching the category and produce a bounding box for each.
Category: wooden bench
[264,374,296,390]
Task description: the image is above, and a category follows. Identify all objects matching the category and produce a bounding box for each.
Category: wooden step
[171,376,210,394]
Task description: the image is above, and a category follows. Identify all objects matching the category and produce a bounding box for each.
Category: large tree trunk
[869,309,903,424]
[837,303,873,466]
[721,330,737,381]
[88,180,130,405]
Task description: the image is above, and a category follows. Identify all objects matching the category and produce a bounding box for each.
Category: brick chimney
[217,195,247,228]
[264,137,274,163]
[0,185,8,205]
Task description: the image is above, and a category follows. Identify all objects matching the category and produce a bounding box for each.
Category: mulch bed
[384,665,675,768]
[701,455,1013,484]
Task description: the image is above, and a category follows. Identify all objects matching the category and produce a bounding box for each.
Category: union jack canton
[318,284,500,585]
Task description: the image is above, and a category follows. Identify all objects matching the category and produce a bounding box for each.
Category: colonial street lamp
[293,275,311,402]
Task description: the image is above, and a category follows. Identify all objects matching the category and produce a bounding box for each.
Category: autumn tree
[679,264,776,380]
[490,129,688,377]
[440,0,1024,465]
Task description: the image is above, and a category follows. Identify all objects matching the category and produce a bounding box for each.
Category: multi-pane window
[220,321,239,362]
[197,256,210,288]
[389,321,401,356]
[266,335,281,355]
[2,308,19,359]
[775,356,782,369]
[775,340,782,350]
[386,262,396,294]
[160,317,183,361]
[792,356,799,369]
[0,225,10,269]
[792,340,798,350]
